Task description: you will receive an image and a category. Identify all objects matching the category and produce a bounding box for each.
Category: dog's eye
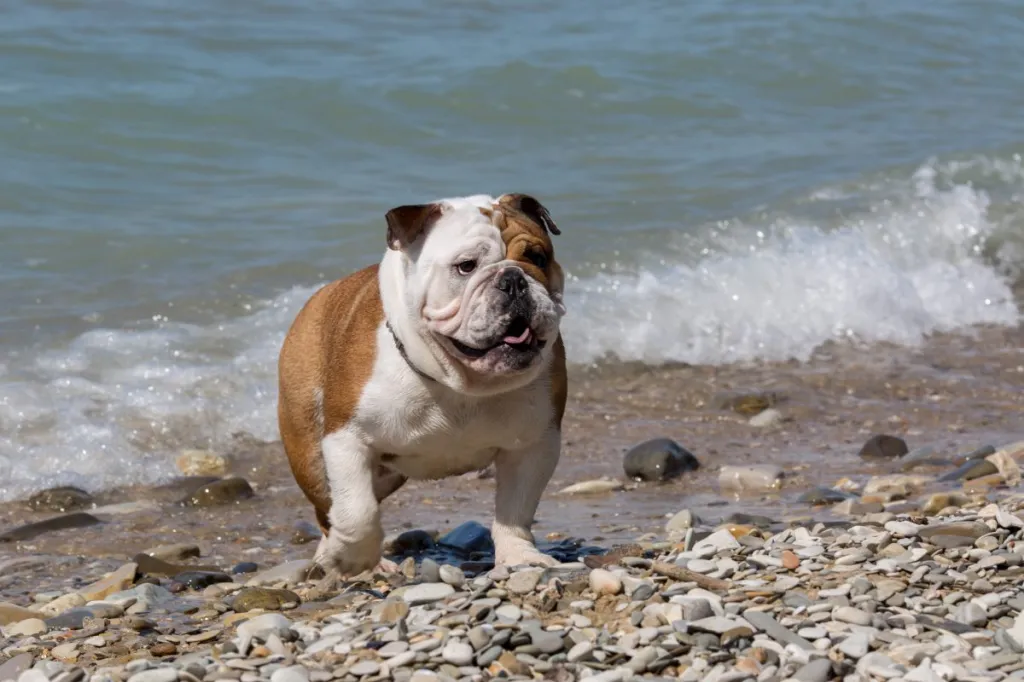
[455,260,477,275]
[527,251,548,270]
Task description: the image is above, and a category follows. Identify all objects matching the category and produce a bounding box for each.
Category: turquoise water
[1,0,1023,499]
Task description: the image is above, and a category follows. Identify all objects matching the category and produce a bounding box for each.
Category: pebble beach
[3,328,1024,682]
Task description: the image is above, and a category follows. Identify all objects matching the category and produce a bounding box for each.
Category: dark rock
[171,571,233,591]
[0,512,102,542]
[181,477,255,507]
[26,487,94,513]
[631,583,656,602]
[723,512,775,528]
[798,487,854,505]
[231,587,300,612]
[233,562,259,574]
[133,553,220,577]
[938,459,998,482]
[623,438,700,482]
[438,521,493,555]
[390,529,436,555]
[290,520,321,545]
[858,434,909,459]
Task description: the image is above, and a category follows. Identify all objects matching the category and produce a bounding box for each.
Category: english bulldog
[277,193,567,575]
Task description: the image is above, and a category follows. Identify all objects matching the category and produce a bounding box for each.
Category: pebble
[441,640,474,665]
[718,465,784,493]
[8,457,1024,682]
[557,479,625,495]
[859,434,909,459]
[126,669,179,682]
[4,617,48,636]
[438,564,465,588]
[839,631,872,658]
[181,477,255,507]
[347,661,379,677]
[833,606,873,626]
[623,437,701,482]
[505,568,543,593]
[749,407,783,427]
[793,658,833,682]
[588,568,622,595]
[402,582,455,605]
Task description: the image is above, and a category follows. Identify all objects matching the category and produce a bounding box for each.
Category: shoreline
[2,324,1024,679]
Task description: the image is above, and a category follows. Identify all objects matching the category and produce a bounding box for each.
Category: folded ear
[385,203,443,250]
[497,193,560,236]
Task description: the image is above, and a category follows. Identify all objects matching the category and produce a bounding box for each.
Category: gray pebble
[347,661,380,677]
[269,666,308,682]
[402,583,455,605]
[127,669,179,682]
[793,658,832,682]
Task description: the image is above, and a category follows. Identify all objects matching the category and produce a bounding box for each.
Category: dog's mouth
[447,316,546,359]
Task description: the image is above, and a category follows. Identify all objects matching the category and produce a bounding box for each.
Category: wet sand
[1,323,1023,587]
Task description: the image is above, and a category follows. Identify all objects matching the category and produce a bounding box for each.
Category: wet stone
[181,477,255,508]
[716,391,778,416]
[232,587,300,612]
[798,487,853,505]
[233,562,259,574]
[290,520,321,545]
[26,486,94,513]
[0,512,102,542]
[623,437,700,482]
[938,459,999,482]
[859,434,909,460]
[172,570,234,591]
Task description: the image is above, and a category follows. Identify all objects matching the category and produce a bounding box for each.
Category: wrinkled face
[385,194,565,378]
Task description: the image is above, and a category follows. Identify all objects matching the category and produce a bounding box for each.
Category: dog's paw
[313,527,383,577]
[494,544,559,569]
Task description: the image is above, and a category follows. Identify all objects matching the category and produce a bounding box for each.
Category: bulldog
[277,193,567,575]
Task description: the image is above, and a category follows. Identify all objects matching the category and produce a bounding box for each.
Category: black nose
[496,268,528,298]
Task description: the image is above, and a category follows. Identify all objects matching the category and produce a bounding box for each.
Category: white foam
[564,159,1021,365]
[0,285,320,502]
[0,158,1021,502]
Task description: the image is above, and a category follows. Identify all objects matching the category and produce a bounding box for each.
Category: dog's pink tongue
[503,327,533,344]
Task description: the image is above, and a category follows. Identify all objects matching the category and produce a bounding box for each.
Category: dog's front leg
[492,426,561,568]
[315,429,386,575]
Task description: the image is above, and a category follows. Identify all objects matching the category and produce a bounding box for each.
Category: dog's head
[382,193,564,390]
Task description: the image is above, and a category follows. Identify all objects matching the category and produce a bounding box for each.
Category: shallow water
[2,324,1021,571]
[2,0,1024,500]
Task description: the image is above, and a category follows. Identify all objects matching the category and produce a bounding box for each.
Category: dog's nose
[496,268,528,298]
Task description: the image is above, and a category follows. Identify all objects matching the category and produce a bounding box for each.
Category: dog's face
[385,194,564,380]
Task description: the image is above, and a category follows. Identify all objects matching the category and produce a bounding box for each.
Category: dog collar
[386,321,436,383]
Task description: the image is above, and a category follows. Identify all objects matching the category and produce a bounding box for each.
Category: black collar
[386,321,436,382]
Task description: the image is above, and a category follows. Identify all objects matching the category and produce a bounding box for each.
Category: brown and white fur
[277,193,567,575]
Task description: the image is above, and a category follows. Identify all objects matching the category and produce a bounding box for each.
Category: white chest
[348,328,554,480]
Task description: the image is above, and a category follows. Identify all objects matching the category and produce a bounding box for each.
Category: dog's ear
[497,194,560,236]
[385,203,443,250]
